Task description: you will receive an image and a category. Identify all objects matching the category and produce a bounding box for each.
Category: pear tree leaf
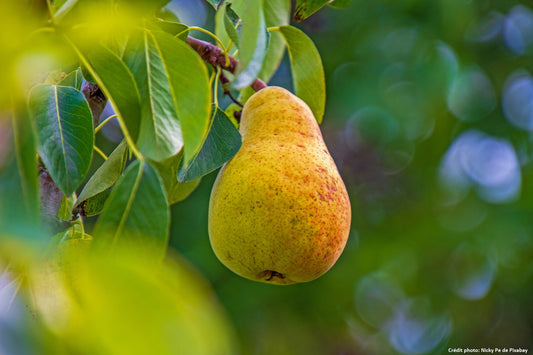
[293,0,330,22]
[28,84,94,195]
[58,68,83,90]
[152,19,189,40]
[151,151,202,205]
[178,106,241,182]
[260,0,290,82]
[233,0,269,89]
[143,30,212,165]
[123,30,184,161]
[75,189,111,217]
[223,3,240,48]
[205,0,225,10]
[276,25,326,123]
[69,39,142,142]
[58,193,77,221]
[75,140,128,208]
[11,105,40,225]
[93,160,169,259]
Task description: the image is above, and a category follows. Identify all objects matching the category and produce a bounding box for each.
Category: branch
[185,36,267,91]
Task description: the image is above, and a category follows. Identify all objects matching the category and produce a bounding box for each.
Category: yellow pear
[208,86,351,285]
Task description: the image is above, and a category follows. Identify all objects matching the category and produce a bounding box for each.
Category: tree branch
[185,36,267,91]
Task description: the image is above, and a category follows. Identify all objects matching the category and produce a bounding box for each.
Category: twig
[186,36,267,92]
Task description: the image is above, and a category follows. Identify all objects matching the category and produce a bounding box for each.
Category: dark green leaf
[76,189,111,217]
[123,30,185,161]
[93,160,169,259]
[178,106,241,182]
[293,0,330,21]
[76,140,128,206]
[58,68,83,90]
[223,4,240,48]
[151,151,202,205]
[147,30,211,165]
[11,105,40,225]
[276,25,326,123]
[205,0,225,9]
[233,0,269,89]
[70,40,142,142]
[28,84,94,195]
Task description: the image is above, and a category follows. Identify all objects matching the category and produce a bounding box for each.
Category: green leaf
[276,25,326,123]
[28,84,94,195]
[152,19,189,40]
[145,30,211,165]
[233,0,269,89]
[11,105,40,225]
[75,189,111,217]
[205,0,225,9]
[76,140,128,206]
[58,68,83,90]
[260,0,290,82]
[293,0,330,22]
[123,30,185,161]
[70,40,142,142]
[151,152,202,205]
[93,160,169,259]
[178,106,241,182]
[223,4,240,48]
[328,0,353,8]
[58,193,76,221]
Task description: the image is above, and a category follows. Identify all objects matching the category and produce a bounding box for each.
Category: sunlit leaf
[223,3,240,48]
[260,0,290,82]
[75,140,128,208]
[294,0,330,21]
[58,194,76,221]
[58,68,83,90]
[69,40,142,142]
[233,0,269,89]
[146,30,211,165]
[123,30,186,161]
[28,84,94,195]
[93,160,169,259]
[276,25,325,123]
[178,106,241,182]
[152,19,189,40]
[151,151,202,205]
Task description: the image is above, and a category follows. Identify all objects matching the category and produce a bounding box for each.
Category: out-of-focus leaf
[58,194,76,221]
[152,19,189,40]
[178,106,241,182]
[70,40,142,142]
[328,0,353,8]
[11,105,39,225]
[145,30,211,165]
[28,84,94,195]
[75,140,128,207]
[294,0,330,21]
[223,4,240,48]
[93,160,169,259]
[151,151,202,205]
[233,0,269,89]
[276,25,325,123]
[58,68,83,90]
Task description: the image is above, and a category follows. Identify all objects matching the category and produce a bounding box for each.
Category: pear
[208,86,351,285]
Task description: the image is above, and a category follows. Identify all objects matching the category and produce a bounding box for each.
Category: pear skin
[208,86,351,285]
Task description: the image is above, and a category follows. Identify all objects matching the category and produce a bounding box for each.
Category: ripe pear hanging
[208,86,351,285]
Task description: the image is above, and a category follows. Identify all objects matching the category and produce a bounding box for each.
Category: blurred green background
[1,0,533,354]
[169,0,533,353]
